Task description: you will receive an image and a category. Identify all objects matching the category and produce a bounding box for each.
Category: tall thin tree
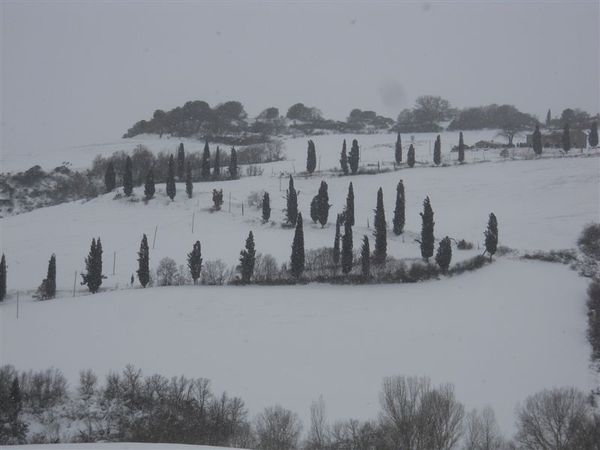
[341,218,353,274]
[166,155,176,200]
[333,214,342,269]
[349,139,360,174]
[137,234,150,287]
[395,132,403,164]
[419,197,435,262]
[177,142,185,180]
[45,254,56,299]
[458,132,465,163]
[407,144,416,168]
[290,213,305,278]
[0,254,6,301]
[484,213,498,261]
[392,180,405,235]
[433,135,441,166]
[185,162,193,199]
[229,147,238,178]
[239,231,256,284]
[285,175,299,226]
[340,139,349,175]
[187,241,202,284]
[213,146,221,179]
[201,141,211,180]
[345,182,355,226]
[317,181,330,227]
[435,237,452,272]
[373,187,387,264]
[104,162,116,193]
[307,140,317,174]
[361,235,370,278]
[562,123,571,153]
[532,125,543,156]
[81,237,104,293]
[262,192,271,223]
[545,109,552,127]
[144,168,155,200]
[589,121,598,147]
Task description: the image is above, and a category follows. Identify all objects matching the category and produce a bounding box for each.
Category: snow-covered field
[1,131,599,438]
[0,260,595,435]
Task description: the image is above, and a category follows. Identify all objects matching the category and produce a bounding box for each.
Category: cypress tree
[229,147,238,178]
[262,192,271,223]
[0,254,6,301]
[290,213,305,278]
[435,236,452,272]
[307,140,317,174]
[458,132,465,163]
[333,214,342,268]
[310,195,319,224]
[45,254,56,299]
[361,235,370,278]
[187,240,202,284]
[166,155,176,200]
[201,141,211,180]
[345,182,355,227]
[532,125,543,156]
[341,218,353,274]
[239,231,256,284]
[546,109,551,127]
[185,162,193,199]
[419,197,435,262]
[81,237,103,293]
[177,142,185,180]
[213,146,221,178]
[317,181,330,227]
[340,139,349,175]
[104,162,116,193]
[433,135,441,166]
[407,144,416,168]
[392,180,405,235]
[144,168,155,200]
[373,188,387,264]
[395,132,402,164]
[137,234,150,287]
[349,139,360,174]
[589,121,598,147]
[212,189,223,210]
[562,123,571,153]
[123,156,133,196]
[285,175,298,226]
[484,213,498,261]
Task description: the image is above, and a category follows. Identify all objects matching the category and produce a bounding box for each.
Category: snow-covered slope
[0,260,595,435]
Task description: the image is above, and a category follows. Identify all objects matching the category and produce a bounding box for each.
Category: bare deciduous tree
[463,406,505,450]
[305,396,331,450]
[255,405,302,450]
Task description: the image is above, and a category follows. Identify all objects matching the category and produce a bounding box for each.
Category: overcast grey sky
[1,0,599,155]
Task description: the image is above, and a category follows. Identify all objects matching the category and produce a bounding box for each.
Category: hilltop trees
[395,132,402,164]
[397,95,452,132]
[185,163,193,198]
[104,162,116,193]
[201,141,211,180]
[285,175,299,226]
[433,135,441,165]
[0,254,6,301]
[166,155,176,200]
[392,180,405,235]
[81,238,104,293]
[435,237,452,272]
[187,241,202,284]
[532,125,543,156]
[345,183,355,226]
[262,192,271,223]
[137,234,150,287]
[407,144,416,168]
[484,213,498,260]
[307,140,317,174]
[562,123,571,153]
[589,121,598,147]
[341,217,353,274]
[239,231,256,284]
[340,140,349,175]
[373,188,387,264]
[458,132,465,163]
[290,213,305,278]
[349,139,360,174]
[144,168,155,200]
[419,197,435,262]
[177,143,185,180]
[361,235,370,278]
[123,156,133,196]
[229,147,238,178]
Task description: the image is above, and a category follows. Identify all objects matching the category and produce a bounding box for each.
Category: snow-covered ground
[1,131,598,438]
[1,260,596,435]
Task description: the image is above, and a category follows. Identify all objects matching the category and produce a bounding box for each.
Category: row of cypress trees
[532,121,598,155]
[104,143,239,199]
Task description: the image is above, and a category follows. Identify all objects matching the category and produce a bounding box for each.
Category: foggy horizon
[2,0,599,155]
